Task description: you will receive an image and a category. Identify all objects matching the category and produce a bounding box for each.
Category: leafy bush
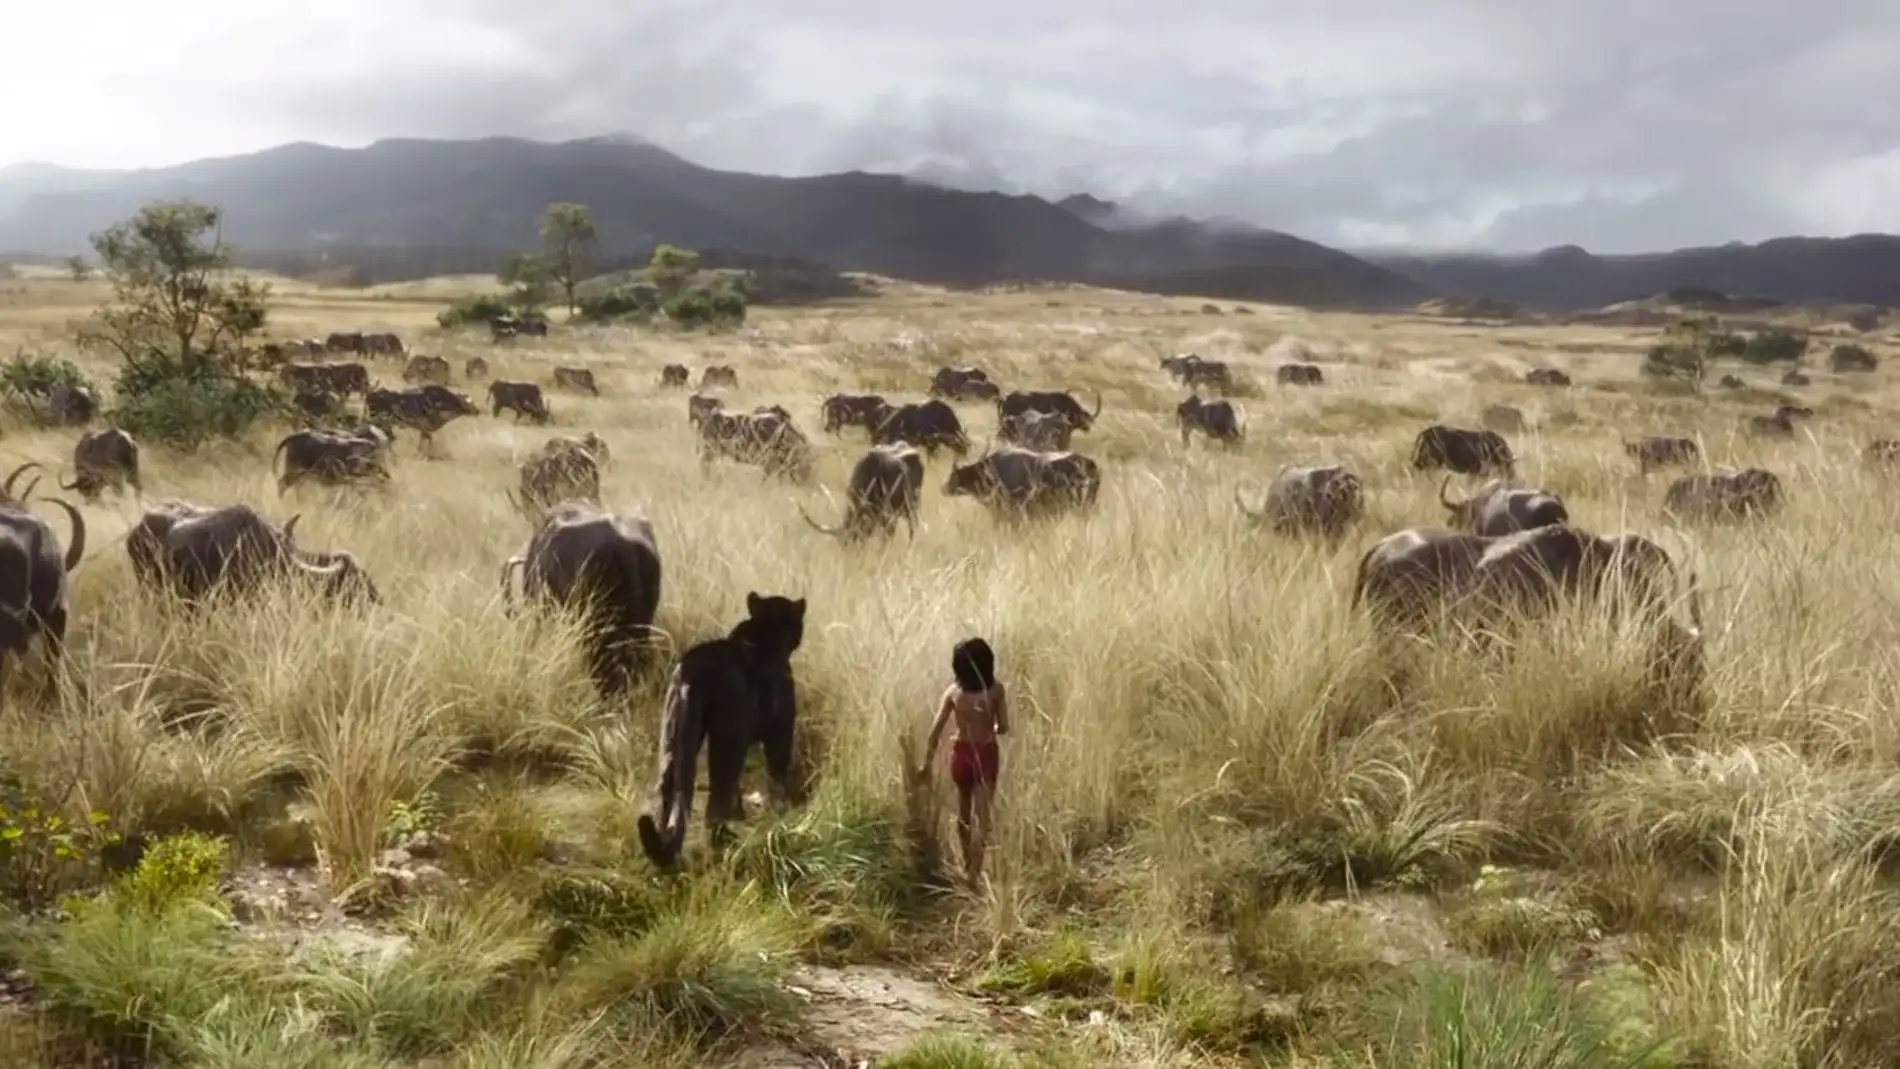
[436,294,513,330]
[575,286,661,324]
[0,349,91,408]
[0,767,119,910]
[1830,343,1878,372]
[109,358,283,452]
[114,832,230,917]
[665,285,747,330]
[1740,328,1809,364]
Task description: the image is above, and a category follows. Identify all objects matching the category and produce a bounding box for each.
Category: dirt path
[740,963,1014,1067]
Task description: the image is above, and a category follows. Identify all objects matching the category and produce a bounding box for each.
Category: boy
[917,637,1010,887]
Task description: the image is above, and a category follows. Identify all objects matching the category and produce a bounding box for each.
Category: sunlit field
[0,264,1898,1067]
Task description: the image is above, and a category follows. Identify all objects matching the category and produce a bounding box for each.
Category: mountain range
[3,136,1898,314]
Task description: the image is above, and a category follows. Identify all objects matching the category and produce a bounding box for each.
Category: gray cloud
[9,0,1900,252]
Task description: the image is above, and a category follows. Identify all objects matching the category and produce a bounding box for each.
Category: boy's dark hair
[951,637,997,693]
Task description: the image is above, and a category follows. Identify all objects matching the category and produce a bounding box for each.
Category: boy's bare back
[941,681,1008,745]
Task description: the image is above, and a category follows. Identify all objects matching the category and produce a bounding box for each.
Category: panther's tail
[637,666,701,866]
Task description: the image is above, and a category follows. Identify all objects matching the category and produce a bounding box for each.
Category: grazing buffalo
[1718,374,1746,389]
[363,332,404,357]
[995,388,1102,434]
[1623,436,1700,476]
[402,354,452,386]
[1235,463,1364,541]
[1747,404,1814,439]
[1663,469,1784,522]
[660,364,691,388]
[1176,395,1244,446]
[489,314,548,341]
[1526,368,1572,387]
[1353,525,1701,636]
[1864,439,1900,469]
[45,384,95,427]
[127,503,378,606]
[687,393,724,429]
[512,439,603,512]
[698,409,813,482]
[1781,370,1811,387]
[272,428,391,495]
[1437,477,1568,537]
[0,491,85,691]
[487,380,552,424]
[501,502,662,695]
[821,393,892,435]
[999,409,1077,453]
[1481,405,1526,433]
[367,385,480,454]
[1411,425,1516,477]
[1178,357,1234,391]
[1160,353,1201,380]
[278,362,371,397]
[325,331,365,354]
[1277,363,1325,386]
[943,447,1101,521]
[637,591,807,866]
[553,367,599,396]
[58,428,141,502]
[699,365,739,389]
[798,444,926,542]
[291,389,346,425]
[870,400,970,457]
[929,366,998,402]
[463,356,489,380]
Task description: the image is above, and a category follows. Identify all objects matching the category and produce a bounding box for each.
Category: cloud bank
[8,0,1899,252]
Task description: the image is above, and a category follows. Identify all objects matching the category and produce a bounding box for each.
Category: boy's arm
[993,686,1011,736]
[919,691,954,768]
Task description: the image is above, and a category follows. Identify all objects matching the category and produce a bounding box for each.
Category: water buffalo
[45,384,95,427]
[325,331,365,354]
[1235,463,1364,541]
[700,365,739,390]
[870,400,970,457]
[59,428,141,501]
[367,385,480,454]
[943,446,1101,521]
[995,388,1102,434]
[660,364,691,388]
[1662,469,1783,521]
[501,502,662,695]
[928,366,998,402]
[0,492,85,692]
[821,393,893,435]
[1623,436,1700,476]
[278,362,371,397]
[1160,353,1202,381]
[798,444,926,542]
[487,381,552,424]
[1781,370,1811,387]
[402,355,452,386]
[363,331,404,357]
[1176,395,1244,446]
[1277,363,1324,386]
[1411,425,1516,477]
[687,393,725,429]
[291,389,346,425]
[636,591,806,866]
[127,503,378,606]
[698,410,813,482]
[1526,368,1572,387]
[1437,477,1568,537]
[999,409,1077,453]
[1178,357,1234,391]
[463,356,489,380]
[1747,404,1814,439]
[511,438,603,512]
[553,367,599,396]
[273,429,392,494]
[1481,405,1526,433]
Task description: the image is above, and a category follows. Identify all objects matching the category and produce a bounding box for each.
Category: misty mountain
[1,136,1897,313]
[0,136,1427,310]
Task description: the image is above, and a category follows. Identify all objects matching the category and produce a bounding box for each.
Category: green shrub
[0,350,92,412]
[574,287,660,324]
[1740,328,1808,364]
[108,357,282,451]
[0,768,119,910]
[664,285,746,330]
[114,832,230,917]
[436,294,513,330]
[1830,343,1878,372]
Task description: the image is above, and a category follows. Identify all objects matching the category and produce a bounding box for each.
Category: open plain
[0,264,1898,1067]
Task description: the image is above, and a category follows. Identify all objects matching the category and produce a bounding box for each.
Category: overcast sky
[9,0,1899,253]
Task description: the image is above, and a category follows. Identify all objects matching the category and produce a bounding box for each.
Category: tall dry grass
[2,273,1899,1064]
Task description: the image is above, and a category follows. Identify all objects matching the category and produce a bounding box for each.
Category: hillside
[0,137,1428,311]
[1372,236,1900,313]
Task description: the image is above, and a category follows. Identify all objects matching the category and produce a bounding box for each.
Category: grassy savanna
[0,260,1897,1068]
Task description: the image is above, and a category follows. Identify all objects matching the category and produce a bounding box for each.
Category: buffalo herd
[1,328,1880,870]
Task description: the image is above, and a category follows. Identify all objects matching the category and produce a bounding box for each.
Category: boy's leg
[967,780,994,885]
[955,784,974,878]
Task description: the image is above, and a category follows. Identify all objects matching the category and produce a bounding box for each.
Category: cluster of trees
[1641,315,1878,388]
[437,203,746,332]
